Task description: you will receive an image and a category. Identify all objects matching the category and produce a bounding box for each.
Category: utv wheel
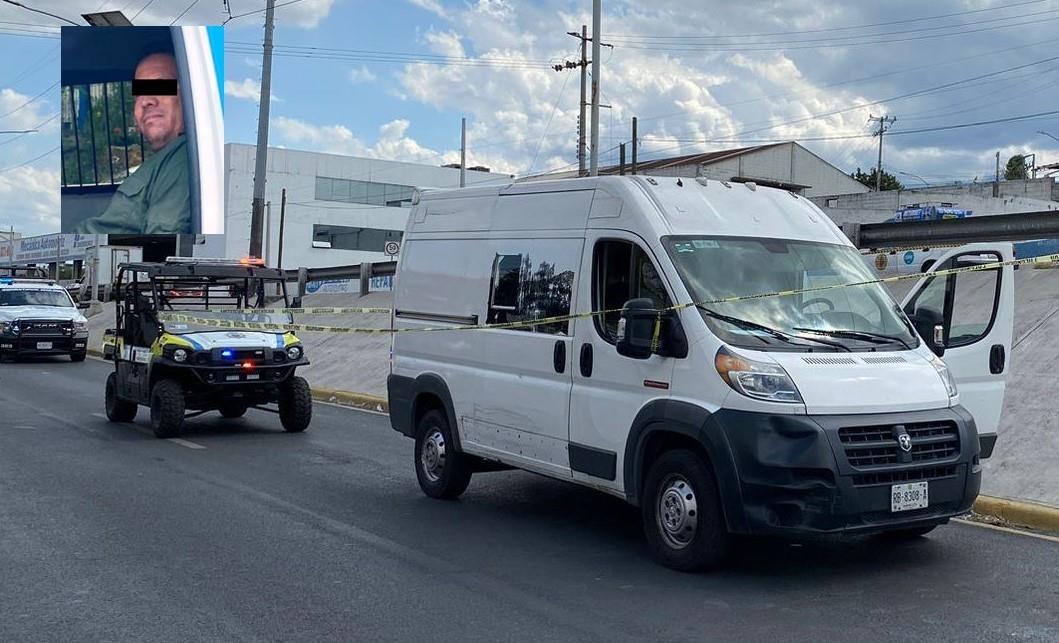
[219,403,248,419]
[278,376,312,432]
[70,351,87,362]
[150,379,185,439]
[104,372,137,422]
[642,449,729,572]
[414,409,472,499]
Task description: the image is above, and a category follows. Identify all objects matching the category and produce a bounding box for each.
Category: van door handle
[553,340,566,374]
[989,344,1005,374]
[580,343,593,378]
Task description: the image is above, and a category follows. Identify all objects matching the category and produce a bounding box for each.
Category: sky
[1,0,1059,236]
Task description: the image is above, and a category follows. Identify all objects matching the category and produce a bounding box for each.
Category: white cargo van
[387,176,1013,571]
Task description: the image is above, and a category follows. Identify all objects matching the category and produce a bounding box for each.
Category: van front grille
[852,465,958,487]
[839,420,960,469]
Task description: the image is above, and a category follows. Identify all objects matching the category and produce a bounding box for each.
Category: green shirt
[74,135,191,235]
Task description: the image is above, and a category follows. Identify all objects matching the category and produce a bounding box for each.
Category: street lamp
[1039,130,1059,144]
[898,170,930,188]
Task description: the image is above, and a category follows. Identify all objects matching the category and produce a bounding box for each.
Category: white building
[207,144,507,268]
[544,142,869,198]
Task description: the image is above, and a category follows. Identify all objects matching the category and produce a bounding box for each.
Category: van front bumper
[707,406,983,536]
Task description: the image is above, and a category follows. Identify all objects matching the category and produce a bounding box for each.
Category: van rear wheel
[642,449,728,572]
[414,409,471,499]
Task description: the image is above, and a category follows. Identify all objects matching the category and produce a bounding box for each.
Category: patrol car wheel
[278,376,312,432]
[414,409,472,499]
[70,351,87,362]
[642,449,728,572]
[104,372,137,422]
[219,403,248,418]
[150,379,185,438]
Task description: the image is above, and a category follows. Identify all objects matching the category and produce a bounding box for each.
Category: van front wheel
[642,449,728,572]
[414,409,471,499]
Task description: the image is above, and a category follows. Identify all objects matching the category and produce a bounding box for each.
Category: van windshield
[664,237,919,352]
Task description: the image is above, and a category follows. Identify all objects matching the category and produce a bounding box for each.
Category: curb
[972,495,1059,534]
[310,387,389,414]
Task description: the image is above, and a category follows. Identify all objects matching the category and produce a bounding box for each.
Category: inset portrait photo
[60,26,223,235]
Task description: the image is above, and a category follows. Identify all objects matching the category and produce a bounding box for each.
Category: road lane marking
[954,517,1059,544]
[167,438,206,450]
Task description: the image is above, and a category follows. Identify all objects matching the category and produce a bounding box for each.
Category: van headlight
[929,354,958,399]
[714,346,802,403]
[286,345,302,360]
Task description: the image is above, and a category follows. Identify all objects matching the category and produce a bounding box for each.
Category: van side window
[593,240,673,343]
[487,252,575,335]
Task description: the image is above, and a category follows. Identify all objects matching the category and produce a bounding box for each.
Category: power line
[607,0,1051,40]
[224,0,305,24]
[0,0,78,26]
[527,64,574,174]
[227,40,560,65]
[131,0,161,21]
[0,145,57,174]
[223,44,557,70]
[0,112,57,147]
[0,81,58,121]
[169,0,202,25]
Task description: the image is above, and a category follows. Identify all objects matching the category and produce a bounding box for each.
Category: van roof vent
[695,178,708,187]
[744,181,757,191]
[802,356,858,365]
[860,355,908,364]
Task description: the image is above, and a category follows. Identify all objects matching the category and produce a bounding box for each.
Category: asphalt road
[1,357,1057,642]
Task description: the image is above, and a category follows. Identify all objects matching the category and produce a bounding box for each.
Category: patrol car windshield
[0,289,74,308]
[664,236,919,352]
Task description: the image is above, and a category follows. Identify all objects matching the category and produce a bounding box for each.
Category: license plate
[891,481,929,512]
[246,374,260,381]
[36,342,52,350]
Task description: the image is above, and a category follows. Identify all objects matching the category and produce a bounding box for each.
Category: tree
[1004,154,1028,180]
[851,167,903,191]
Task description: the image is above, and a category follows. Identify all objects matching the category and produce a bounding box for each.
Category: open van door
[901,242,1015,454]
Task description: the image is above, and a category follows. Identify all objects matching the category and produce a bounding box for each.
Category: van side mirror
[909,307,945,357]
[616,298,688,360]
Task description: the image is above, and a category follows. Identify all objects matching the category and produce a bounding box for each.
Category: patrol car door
[901,243,1015,439]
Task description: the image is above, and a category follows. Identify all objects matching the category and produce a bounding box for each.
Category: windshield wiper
[793,327,911,350]
[697,306,851,352]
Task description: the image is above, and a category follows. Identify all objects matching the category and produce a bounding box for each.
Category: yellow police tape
[156,252,1059,335]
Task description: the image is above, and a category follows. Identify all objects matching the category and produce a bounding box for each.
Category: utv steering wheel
[800,297,835,313]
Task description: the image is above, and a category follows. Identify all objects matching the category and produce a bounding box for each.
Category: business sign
[304,275,394,295]
[1,234,107,265]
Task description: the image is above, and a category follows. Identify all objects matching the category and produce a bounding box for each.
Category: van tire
[642,449,728,572]
[150,379,185,439]
[278,376,312,432]
[414,409,471,499]
[105,372,137,422]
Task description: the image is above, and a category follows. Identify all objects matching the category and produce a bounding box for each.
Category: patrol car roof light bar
[164,257,266,266]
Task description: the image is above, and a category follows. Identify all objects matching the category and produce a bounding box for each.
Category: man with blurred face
[74,52,190,234]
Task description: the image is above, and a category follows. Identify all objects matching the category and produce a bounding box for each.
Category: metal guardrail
[844,210,1059,249]
[284,261,398,299]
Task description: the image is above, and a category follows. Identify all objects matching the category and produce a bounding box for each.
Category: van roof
[413,175,851,245]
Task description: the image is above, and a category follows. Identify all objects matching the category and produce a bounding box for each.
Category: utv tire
[104,372,137,422]
[150,379,185,439]
[642,449,729,572]
[278,376,312,432]
[219,403,248,419]
[70,351,87,362]
[414,409,472,499]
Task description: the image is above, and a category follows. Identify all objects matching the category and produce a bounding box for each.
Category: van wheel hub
[421,429,446,482]
[658,475,698,548]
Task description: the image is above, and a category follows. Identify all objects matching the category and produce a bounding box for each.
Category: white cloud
[271,116,465,167]
[408,0,449,19]
[0,88,53,131]
[224,78,280,103]
[348,66,377,84]
[0,165,60,235]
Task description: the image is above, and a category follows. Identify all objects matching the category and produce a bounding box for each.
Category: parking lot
[2,357,1057,642]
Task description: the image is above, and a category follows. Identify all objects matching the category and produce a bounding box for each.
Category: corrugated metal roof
[597,142,788,175]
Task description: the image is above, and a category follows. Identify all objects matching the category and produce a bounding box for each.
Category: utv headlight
[173,348,189,363]
[286,345,302,360]
[929,354,958,399]
[714,346,802,403]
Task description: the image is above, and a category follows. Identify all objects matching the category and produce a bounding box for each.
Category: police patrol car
[104,257,312,438]
[0,276,90,362]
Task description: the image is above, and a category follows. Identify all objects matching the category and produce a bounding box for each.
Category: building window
[312,224,403,252]
[61,82,151,188]
[314,175,416,208]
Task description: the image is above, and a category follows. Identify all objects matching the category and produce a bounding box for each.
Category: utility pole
[578,25,587,176]
[277,188,286,271]
[994,151,1001,197]
[631,116,637,175]
[869,114,896,191]
[589,0,601,176]
[460,117,466,187]
[249,0,276,259]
